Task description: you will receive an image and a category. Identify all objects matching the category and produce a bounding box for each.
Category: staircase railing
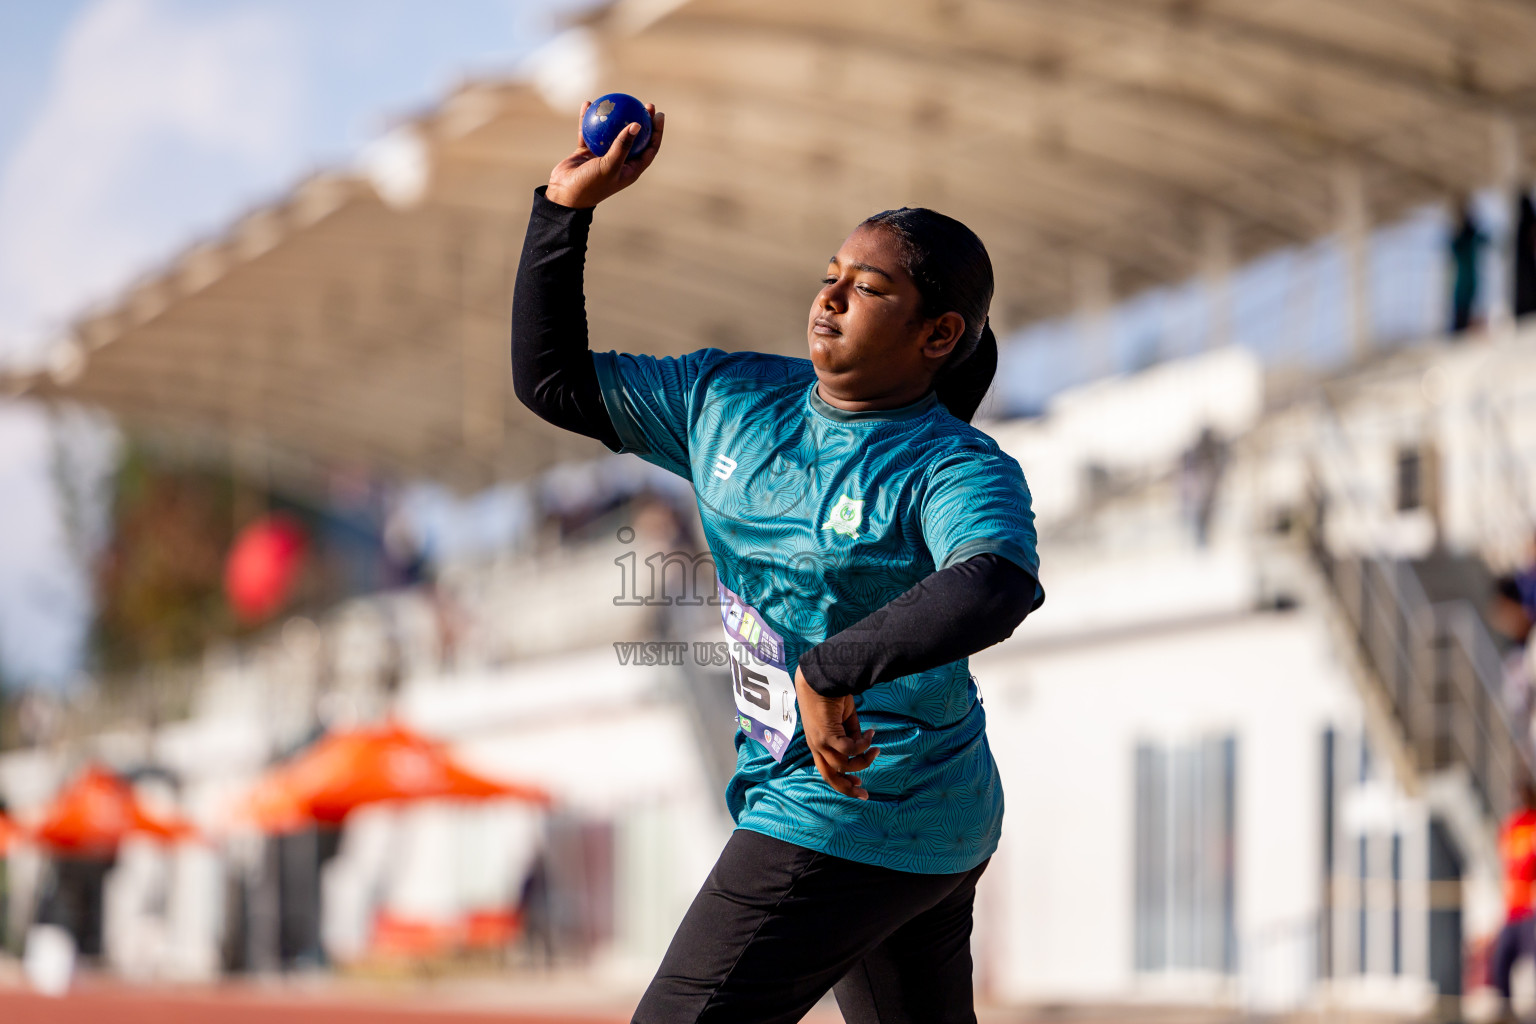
[1302,373,1535,811]
[1440,601,1527,820]
[1303,482,1532,822]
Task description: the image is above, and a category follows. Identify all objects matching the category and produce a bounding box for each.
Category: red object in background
[370,912,464,960]
[32,765,196,855]
[240,721,552,833]
[224,514,308,624]
[0,811,18,854]
[367,909,523,961]
[462,909,522,949]
[1500,807,1536,922]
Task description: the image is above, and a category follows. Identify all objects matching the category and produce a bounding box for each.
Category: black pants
[1493,915,1536,1001]
[633,829,988,1024]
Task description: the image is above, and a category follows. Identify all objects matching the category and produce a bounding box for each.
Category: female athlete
[512,104,1043,1024]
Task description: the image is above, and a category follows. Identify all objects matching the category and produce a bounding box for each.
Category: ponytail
[934,319,997,424]
[860,207,997,424]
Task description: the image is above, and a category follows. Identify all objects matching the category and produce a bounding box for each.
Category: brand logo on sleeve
[712,455,737,480]
[821,494,864,538]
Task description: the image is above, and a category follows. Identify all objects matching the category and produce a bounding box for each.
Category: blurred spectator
[631,492,696,552]
[35,856,114,961]
[1516,532,1536,624]
[1491,577,1532,644]
[1449,198,1488,335]
[1493,575,1535,745]
[517,852,554,968]
[539,461,629,541]
[381,499,428,590]
[15,690,62,748]
[1180,427,1228,548]
[322,469,392,596]
[427,576,463,673]
[1502,535,1536,753]
[1515,189,1536,321]
[535,456,695,544]
[1493,779,1536,1017]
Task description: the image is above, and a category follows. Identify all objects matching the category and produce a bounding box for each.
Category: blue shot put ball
[582,93,652,159]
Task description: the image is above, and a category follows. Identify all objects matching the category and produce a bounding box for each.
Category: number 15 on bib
[718,580,797,761]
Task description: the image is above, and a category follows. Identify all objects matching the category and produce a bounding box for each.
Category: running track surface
[0,988,1259,1024]
[0,986,631,1024]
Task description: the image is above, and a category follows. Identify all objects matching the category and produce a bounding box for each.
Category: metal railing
[1304,497,1532,822]
[1300,363,1535,823]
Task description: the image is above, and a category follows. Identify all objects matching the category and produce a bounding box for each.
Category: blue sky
[0,0,590,684]
[0,0,595,357]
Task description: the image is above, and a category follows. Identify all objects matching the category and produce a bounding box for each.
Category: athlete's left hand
[795,669,880,800]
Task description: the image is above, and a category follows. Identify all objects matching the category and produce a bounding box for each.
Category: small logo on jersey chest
[822,494,864,538]
[712,455,738,480]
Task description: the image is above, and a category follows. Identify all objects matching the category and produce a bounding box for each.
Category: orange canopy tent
[0,812,18,855]
[32,765,196,856]
[243,721,550,833]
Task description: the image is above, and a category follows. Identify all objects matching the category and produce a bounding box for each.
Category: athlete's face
[808,224,967,410]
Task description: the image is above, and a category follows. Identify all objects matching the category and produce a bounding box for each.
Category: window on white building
[1134,735,1238,974]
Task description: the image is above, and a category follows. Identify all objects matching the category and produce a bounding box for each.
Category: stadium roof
[10,0,1536,491]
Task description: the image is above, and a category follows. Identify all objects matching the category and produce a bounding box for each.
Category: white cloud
[0,0,304,356]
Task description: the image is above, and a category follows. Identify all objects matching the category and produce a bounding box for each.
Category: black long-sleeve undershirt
[795,553,1037,698]
[510,186,621,451]
[510,186,1038,698]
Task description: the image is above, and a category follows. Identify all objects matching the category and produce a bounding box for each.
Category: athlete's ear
[922,312,966,361]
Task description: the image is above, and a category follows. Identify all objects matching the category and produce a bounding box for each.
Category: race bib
[718,580,797,761]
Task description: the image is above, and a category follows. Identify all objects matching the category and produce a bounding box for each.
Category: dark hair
[860,207,997,423]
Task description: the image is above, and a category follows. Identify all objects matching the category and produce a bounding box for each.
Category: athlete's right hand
[545,102,665,209]
[795,669,880,800]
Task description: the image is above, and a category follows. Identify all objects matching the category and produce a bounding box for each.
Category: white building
[4,327,1536,1021]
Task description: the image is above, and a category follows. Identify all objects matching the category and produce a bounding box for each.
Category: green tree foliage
[91,446,241,671]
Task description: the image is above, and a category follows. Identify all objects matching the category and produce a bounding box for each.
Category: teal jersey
[593,348,1041,874]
